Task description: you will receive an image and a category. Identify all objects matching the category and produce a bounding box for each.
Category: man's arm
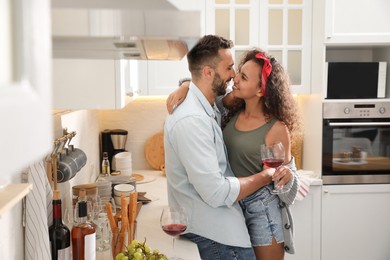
[236,169,274,201]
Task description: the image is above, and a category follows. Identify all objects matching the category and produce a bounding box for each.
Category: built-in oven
[322,99,390,184]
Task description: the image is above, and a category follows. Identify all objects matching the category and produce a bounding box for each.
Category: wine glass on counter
[95,196,116,253]
[160,206,188,260]
[260,142,289,194]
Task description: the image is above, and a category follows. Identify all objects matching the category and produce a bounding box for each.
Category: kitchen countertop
[134,170,201,260]
[297,170,323,186]
[133,169,322,260]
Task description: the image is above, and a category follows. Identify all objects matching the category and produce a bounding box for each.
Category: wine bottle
[49,190,71,260]
[72,189,96,260]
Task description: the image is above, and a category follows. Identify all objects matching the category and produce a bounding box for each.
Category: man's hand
[259,167,275,186]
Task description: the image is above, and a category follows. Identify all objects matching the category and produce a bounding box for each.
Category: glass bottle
[101,152,110,177]
[49,190,71,260]
[72,189,96,260]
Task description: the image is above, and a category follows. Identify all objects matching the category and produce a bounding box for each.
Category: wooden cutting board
[144,131,165,170]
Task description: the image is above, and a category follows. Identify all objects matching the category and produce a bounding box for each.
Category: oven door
[322,118,390,184]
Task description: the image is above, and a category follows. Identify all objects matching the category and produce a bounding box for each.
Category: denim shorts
[239,185,284,247]
[182,233,256,260]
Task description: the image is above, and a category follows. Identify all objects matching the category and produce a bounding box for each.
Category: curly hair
[222,48,303,140]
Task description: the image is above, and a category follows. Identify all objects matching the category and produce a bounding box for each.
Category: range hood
[52,1,203,60]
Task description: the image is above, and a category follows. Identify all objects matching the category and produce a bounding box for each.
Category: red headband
[255,53,272,96]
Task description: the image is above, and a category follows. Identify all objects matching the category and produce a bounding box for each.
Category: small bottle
[72,189,96,260]
[101,152,110,177]
[49,190,71,260]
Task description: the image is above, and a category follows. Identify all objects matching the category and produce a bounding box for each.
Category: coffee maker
[101,129,128,172]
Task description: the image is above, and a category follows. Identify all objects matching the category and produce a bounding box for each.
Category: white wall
[55,110,101,221]
[296,94,323,177]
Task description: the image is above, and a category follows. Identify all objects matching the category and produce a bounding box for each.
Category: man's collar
[189,82,216,119]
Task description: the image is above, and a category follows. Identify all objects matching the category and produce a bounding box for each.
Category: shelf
[0,183,33,217]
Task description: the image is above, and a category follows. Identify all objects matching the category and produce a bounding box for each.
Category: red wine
[262,158,284,168]
[162,223,187,236]
[49,191,71,260]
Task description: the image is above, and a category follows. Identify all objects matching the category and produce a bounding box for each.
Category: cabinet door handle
[324,190,329,193]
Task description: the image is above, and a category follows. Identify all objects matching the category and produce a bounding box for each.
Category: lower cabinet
[286,185,321,260]
[321,184,390,260]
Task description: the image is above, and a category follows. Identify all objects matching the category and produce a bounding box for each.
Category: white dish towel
[22,160,53,260]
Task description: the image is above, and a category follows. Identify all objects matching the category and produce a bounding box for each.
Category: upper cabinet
[137,1,206,96]
[137,59,193,96]
[325,0,390,45]
[51,4,204,102]
[53,59,137,109]
[324,0,390,99]
[205,0,313,94]
[52,9,137,109]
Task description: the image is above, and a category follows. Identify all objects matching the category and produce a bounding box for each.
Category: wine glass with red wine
[260,142,289,194]
[160,206,188,260]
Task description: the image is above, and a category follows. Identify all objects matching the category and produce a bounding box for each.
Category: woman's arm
[277,157,299,205]
[265,121,299,204]
[166,80,190,114]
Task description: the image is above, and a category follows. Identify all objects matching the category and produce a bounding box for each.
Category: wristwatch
[178,77,192,87]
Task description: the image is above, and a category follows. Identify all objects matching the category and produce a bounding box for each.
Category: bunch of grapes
[115,239,168,260]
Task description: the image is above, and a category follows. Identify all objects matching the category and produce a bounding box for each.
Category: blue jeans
[182,233,256,260]
[239,185,284,246]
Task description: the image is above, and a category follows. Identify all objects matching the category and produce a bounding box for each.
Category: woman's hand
[272,166,292,187]
[166,81,190,114]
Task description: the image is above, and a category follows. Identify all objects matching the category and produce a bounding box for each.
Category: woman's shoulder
[269,119,289,133]
[266,119,291,143]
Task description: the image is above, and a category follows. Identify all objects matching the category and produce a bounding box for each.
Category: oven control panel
[323,99,390,119]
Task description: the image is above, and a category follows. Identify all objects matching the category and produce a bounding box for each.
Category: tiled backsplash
[98,97,168,170]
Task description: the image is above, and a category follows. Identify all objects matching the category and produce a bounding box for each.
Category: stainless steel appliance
[322,99,390,184]
[101,129,128,172]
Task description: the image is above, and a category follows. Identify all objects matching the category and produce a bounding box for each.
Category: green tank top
[223,113,277,177]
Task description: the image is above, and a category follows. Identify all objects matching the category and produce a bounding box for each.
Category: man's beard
[212,72,228,96]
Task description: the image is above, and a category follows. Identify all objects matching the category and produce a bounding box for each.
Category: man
[164,35,275,260]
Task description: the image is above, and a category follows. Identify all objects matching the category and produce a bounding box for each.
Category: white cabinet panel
[53,59,135,109]
[139,59,191,96]
[286,185,321,260]
[325,0,390,44]
[322,184,390,260]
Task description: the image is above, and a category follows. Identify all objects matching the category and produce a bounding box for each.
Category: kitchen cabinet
[321,184,390,260]
[286,183,321,260]
[52,6,204,99]
[53,59,137,109]
[136,1,206,96]
[205,0,313,94]
[325,0,390,45]
[137,59,192,96]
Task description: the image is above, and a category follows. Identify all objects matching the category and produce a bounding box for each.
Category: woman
[167,48,302,260]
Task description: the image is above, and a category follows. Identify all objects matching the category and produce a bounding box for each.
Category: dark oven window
[322,118,390,176]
